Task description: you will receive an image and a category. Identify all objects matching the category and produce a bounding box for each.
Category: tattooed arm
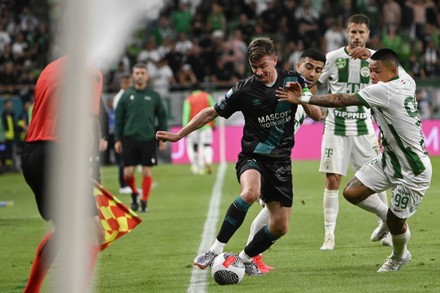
[276,82,363,108]
[305,93,363,107]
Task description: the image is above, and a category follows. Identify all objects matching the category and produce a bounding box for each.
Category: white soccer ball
[211,252,245,285]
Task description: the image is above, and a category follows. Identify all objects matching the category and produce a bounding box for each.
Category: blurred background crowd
[0,0,440,173]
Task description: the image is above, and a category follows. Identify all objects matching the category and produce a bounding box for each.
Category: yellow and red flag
[92,181,142,250]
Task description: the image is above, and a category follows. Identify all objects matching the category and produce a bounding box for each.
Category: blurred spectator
[210,57,240,88]
[19,6,39,32]
[405,0,436,41]
[11,31,28,62]
[17,99,32,161]
[259,0,282,34]
[174,31,193,55]
[416,88,434,119]
[0,61,19,95]
[172,1,193,34]
[236,13,255,44]
[1,98,17,171]
[322,17,345,53]
[382,0,401,32]
[408,53,427,78]
[186,40,209,83]
[0,23,11,52]
[286,40,304,69]
[381,24,404,55]
[294,0,320,48]
[151,57,175,98]
[207,1,227,33]
[137,37,161,75]
[227,29,247,72]
[423,39,440,76]
[190,9,207,39]
[151,15,175,46]
[17,67,36,103]
[176,63,198,89]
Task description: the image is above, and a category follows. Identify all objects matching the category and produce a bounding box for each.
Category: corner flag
[92,181,142,250]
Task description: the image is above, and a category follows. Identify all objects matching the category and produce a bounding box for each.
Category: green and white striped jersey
[355,71,429,177]
[319,46,375,136]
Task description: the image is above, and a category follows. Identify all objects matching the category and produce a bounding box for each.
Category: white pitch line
[187,162,227,293]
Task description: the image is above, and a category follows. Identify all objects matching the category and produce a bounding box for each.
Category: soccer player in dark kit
[156,37,315,275]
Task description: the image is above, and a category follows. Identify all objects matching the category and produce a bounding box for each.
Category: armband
[300,92,312,104]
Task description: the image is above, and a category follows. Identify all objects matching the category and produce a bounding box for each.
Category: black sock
[216,197,250,243]
[244,225,279,257]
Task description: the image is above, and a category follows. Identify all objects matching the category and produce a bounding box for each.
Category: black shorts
[122,136,158,167]
[21,142,98,222]
[236,153,293,207]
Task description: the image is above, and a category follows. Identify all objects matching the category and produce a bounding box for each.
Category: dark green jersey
[115,86,167,142]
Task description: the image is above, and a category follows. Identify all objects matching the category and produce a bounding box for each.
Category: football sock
[247,206,270,245]
[357,193,388,222]
[124,175,138,194]
[197,143,205,172]
[209,239,226,255]
[392,225,411,259]
[204,145,213,165]
[142,176,152,201]
[376,191,388,224]
[244,225,279,257]
[323,189,339,235]
[216,196,250,243]
[24,231,56,293]
[238,250,252,264]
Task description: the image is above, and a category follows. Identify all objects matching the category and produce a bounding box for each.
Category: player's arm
[277,82,362,107]
[302,104,324,121]
[156,106,219,142]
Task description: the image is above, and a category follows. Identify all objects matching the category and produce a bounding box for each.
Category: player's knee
[271,223,288,237]
[342,186,359,204]
[240,188,260,203]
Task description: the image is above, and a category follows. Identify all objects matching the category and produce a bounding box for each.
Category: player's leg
[122,137,141,210]
[246,205,273,273]
[201,127,214,174]
[22,142,58,292]
[321,173,341,250]
[352,134,392,245]
[378,163,431,272]
[139,139,158,212]
[194,158,261,269]
[319,135,350,250]
[186,132,199,174]
[239,202,290,275]
[239,158,292,275]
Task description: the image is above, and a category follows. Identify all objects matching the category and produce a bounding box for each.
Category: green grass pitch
[1,157,439,292]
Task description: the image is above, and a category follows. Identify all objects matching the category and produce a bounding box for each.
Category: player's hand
[276,82,302,104]
[99,138,108,151]
[348,47,370,60]
[114,141,123,154]
[158,140,167,151]
[156,131,181,143]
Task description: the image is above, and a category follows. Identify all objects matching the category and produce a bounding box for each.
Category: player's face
[296,57,325,87]
[132,67,149,87]
[369,60,397,84]
[346,23,370,50]
[249,55,278,84]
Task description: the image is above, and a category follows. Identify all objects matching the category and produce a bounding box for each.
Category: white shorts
[355,155,432,219]
[186,127,213,146]
[319,133,380,176]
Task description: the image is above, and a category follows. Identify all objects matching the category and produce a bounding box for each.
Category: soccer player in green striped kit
[317,14,391,250]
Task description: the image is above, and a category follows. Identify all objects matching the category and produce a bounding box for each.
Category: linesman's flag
[93,180,142,250]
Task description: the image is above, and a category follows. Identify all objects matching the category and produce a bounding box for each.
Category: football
[211,252,245,285]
